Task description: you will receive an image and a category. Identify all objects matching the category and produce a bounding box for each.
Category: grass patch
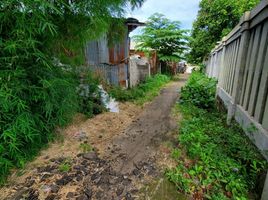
[108,74,170,105]
[79,143,93,153]
[58,158,72,172]
[166,104,267,199]
[59,162,71,173]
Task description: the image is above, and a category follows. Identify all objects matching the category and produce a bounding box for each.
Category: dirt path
[1,74,188,200]
[107,79,185,174]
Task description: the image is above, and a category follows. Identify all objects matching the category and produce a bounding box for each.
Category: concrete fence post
[226,11,251,125]
[218,39,227,87]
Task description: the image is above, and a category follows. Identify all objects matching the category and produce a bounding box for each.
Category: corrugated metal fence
[89,64,119,86]
[84,36,129,87]
[205,0,268,161]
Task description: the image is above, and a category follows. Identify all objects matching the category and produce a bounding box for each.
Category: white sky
[127,0,200,36]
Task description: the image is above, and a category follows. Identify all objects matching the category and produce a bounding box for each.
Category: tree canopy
[188,0,260,64]
[134,13,188,62]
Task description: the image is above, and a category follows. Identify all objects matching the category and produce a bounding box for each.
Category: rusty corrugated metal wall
[85,35,129,87]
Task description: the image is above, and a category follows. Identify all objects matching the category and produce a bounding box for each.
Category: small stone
[27,189,39,200]
[74,131,88,141]
[82,152,97,160]
[98,135,103,138]
[25,179,35,187]
[40,173,52,182]
[74,165,81,170]
[45,194,57,200]
[232,168,239,172]
[76,175,83,182]
[116,187,124,196]
[109,178,117,185]
[91,173,100,181]
[76,194,88,200]
[132,169,139,176]
[77,153,83,157]
[11,189,29,200]
[130,189,138,194]
[56,175,73,186]
[95,191,103,199]
[50,184,60,193]
[66,192,74,198]
[126,192,133,200]
[84,188,92,198]
[98,176,109,185]
[41,185,51,193]
[122,179,131,186]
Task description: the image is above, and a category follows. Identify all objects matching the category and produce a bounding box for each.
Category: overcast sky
[127,0,200,36]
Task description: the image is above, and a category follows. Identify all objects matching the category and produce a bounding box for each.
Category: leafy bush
[75,70,105,117]
[0,65,104,183]
[109,74,170,104]
[166,104,267,199]
[0,0,144,183]
[180,72,217,109]
[0,1,104,182]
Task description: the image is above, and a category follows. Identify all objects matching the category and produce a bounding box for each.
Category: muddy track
[2,74,188,200]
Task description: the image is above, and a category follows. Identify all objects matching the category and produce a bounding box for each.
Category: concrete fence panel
[205,0,268,161]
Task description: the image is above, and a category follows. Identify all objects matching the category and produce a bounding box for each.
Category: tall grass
[108,74,170,104]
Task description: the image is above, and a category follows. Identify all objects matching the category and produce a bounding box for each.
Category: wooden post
[226,11,251,124]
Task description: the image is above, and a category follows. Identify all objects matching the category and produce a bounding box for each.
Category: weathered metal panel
[89,64,119,86]
[85,41,99,65]
[85,31,130,87]
[98,37,109,64]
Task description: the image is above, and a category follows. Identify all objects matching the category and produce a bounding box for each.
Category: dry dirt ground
[0,74,188,200]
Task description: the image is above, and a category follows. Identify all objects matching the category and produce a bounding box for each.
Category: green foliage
[0,0,144,183]
[134,13,188,62]
[166,104,267,199]
[171,149,181,160]
[180,72,217,109]
[108,74,170,104]
[188,0,260,64]
[75,70,106,117]
[79,143,93,153]
[59,161,71,172]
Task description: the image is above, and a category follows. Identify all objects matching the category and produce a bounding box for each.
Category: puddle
[138,177,188,200]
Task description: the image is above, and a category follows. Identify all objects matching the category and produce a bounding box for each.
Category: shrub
[0,0,142,184]
[75,70,105,117]
[180,72,217,109]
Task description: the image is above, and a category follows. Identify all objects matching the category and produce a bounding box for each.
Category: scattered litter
[98,85,119,113]
[74,131,88,141]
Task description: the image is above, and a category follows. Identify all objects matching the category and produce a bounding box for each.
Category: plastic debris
[98,85,119,113]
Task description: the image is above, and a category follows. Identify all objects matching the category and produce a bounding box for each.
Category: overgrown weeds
[166,73,267,199]
[108,74,170,105]
[180,72,217,109]
[167,104,267,199]
[0,9,103,183]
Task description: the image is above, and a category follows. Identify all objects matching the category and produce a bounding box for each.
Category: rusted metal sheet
[85,36,128,87]
[85,36,109,65]
[84,18,144,87]
[89,64,119,86]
